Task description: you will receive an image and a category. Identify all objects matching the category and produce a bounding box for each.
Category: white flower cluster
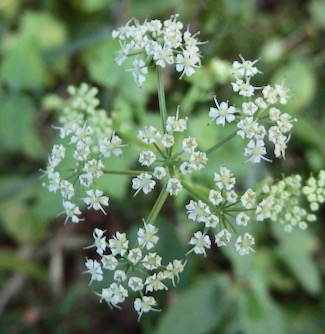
[132,108,207,196]
[112,14,203,86]
[262,172,325,232]
[185,165,275,256]
[43,84,126,223]
[85,224,185,320]
[209,55,296,163]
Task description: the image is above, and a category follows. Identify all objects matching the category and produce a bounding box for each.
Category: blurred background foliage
[0,0,324,333]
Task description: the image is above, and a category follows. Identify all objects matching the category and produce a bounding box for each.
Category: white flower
[214,166,236,190]
[137,221,159,250]
[256,197,274,221]
[209,189,223,206]
[175,49,201,79]
[142,252,162,270]
[188,231,211,256]
[128,276,144,292]
[127,58,148,87]
[85,259,103,284]
[134,296,159,320]
[92,228,107,255]
[153,167,167,180]
[189,151,208,170]
[215,229,232,247]
[132,173,156,195]
[97,283,128,309]
[232,78,255,97]
[145,272,168,292]
[108,232,129,256]
[232,55,261,78]
[209,98,236,126]
[166,178,183,196]
[50,144,66,166]
[63,201,82,223]
[166,259,185,286]
[60,180,75,200]
[235,233,255,255]
[161,134,175,148]
[182,136,198,153]
[83,159,104,178]
[242,102,258,116]
[137,126,161,144]
[244,139,271,163]
[101,254,118,270]
[237,117,258,139]
[185,200,211,223]
[100,132,125,158]
[127,248,143,265]
[166,107,187,132]
[236,212,250,226]
[139,150,156,166]
[83,189,109,214]
[240,188,256,209]
[113,270,127,282]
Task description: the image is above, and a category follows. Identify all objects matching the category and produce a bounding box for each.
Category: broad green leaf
[156,274,230,334]
[0,250,46,280]
[0,92,45,158]
[20,11,67,50]
[0,38,47,90]
[274,227,321,295]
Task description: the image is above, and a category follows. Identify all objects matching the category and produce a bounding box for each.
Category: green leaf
[0,92,45,157]
[0,250,46,280]
[156,274,230,334]
[0,38,47,90]
[274,227,321,295]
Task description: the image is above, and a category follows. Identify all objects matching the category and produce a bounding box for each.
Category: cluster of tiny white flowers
[209,55,296,163]
[261,172,325,232]
[42,84,125,223]
[132,107,207,196]
[112,14,203,86]
[184,165,270,257]
[42,15,325,320]
[85,223,185,320]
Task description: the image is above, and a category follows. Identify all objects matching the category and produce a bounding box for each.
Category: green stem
[205,129,238,156]
[156,67,167,133]
[102,169,151,176]
[146,183,169,225]
[181,180,208,203]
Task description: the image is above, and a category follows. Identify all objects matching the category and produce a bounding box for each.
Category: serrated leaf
[156,274,230,334]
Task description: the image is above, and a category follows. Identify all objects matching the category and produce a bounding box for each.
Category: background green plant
[0,0,324,333]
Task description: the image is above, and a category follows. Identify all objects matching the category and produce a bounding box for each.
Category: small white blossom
[100,132,125,158]
[139,150,157,166]
[142,252,162,270]
[85,259,103,284]
[134,296,159,320]
[63,201,82,224]
[215,229,232,247]
[108,232,129,256]
[145,272,168,292]
[127,248,143,265]
[101,254,118,270]
[128,276,144,292]
[153,166,167,180]
[235,233,255,255]
[132,173,156,195]
[209,98,236,126]
[188,231,211,256]
[83,189,109,214]
[166,178,183,196]
[214,166,236,190]
[137,221,159,250]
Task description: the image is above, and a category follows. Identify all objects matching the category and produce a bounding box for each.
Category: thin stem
[102,169,151,176]
[181,180,208,203]
[205,129,238,156]
[156,67,167,133]
[146,183,169,225]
